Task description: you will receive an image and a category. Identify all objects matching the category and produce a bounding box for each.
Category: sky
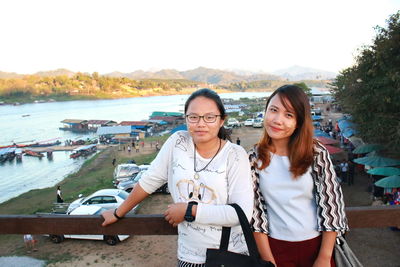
[0,0,399,75]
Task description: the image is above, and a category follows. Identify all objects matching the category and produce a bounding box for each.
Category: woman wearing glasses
[102,88,253,267]
[250,85,348,267]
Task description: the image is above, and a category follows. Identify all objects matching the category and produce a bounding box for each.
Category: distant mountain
[34,68,75,77]
[0,66,335,83]
[104,67,282,84]
[272,65,337,81]
[0,71,23,79]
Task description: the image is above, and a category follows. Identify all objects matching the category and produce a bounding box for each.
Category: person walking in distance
[56,186,64,203]
[236,137,241,146]
[340,159,349,184]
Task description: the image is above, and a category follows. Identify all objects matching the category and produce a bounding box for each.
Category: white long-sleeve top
[139,131,253,264]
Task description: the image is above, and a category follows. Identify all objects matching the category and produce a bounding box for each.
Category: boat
[0,147,16,163]
[24,150,44,158]
[70,144,97,159]
[30,140,61,147]
[15,149,23,161]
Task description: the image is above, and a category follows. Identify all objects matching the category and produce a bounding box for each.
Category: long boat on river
[30,140,62,147]
[70,144,97,158]
[24,150,44,158]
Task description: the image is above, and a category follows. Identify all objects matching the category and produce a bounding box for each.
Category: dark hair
[184,88,230,140]
[257,84,314,177]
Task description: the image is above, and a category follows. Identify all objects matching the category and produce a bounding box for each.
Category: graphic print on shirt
[176,179,217,204]
[175,133,188,152]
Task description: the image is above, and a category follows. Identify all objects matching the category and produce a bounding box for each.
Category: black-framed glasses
[186,113,221,123]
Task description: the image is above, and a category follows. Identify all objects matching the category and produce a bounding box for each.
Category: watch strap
[184,201,198,222]
[113,208,123,220]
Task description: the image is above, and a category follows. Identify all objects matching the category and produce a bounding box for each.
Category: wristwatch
[113,208,123,220]
[184,201,198,222]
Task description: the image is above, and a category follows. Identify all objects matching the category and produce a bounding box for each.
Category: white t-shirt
[139,131,253,264]
[259,153,319,241]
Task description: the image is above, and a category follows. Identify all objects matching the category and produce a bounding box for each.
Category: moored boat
[24,150,44,158]
[70,144,97,159]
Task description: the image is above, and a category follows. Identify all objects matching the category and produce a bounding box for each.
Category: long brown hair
[257,85,315,178]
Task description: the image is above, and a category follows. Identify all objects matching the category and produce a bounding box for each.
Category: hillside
[273,65,337,81]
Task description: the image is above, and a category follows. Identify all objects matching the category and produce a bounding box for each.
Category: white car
[252,118,264,128]
[67,189,132,214]
[227,118,241,128]
[244,118,254,126]
[49,205,129,245]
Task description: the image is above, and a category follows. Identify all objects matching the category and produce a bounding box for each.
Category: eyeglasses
[186,113,221,123]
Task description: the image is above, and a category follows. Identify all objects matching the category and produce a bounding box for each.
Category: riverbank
[0,88,249,105]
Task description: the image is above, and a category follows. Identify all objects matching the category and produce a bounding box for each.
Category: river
[0,92,270,203]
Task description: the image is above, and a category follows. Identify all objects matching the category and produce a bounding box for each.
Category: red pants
[268,235,336,267]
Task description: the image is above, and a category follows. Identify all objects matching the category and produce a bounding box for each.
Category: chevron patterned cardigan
[250,141,349,235]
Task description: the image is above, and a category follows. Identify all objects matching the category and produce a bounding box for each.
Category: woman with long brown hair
[250,85,348,267]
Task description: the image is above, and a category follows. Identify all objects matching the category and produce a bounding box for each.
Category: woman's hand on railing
[164,203,187,227]
[101,209,118,227]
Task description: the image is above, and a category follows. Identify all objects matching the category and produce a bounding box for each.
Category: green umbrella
[352,144,383,154]
[367,167,400,176]
[374,175,400,188]
[353,156,400,167]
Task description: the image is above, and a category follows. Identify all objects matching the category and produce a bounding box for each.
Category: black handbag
[205,203,274,267]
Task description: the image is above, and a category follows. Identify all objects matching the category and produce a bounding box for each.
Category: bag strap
[219,203,261,259]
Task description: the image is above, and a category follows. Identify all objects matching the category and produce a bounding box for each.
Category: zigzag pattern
[250,142,349,235]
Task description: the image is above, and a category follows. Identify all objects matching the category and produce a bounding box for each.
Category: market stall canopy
[338,118,357,138]
[314,129,330,137]
[348,136,364,148]
[353,156,400,167]
[342,127,357,138]
[374,175,400,188]
[324,145,344,155]
[367,167,400,176]
[315,136,339,145]
[353,144,383,154]
[312,115,323,121]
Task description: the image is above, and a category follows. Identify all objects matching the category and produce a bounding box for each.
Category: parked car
[227,118,241,128]
[113,163,140,186]
[116,165,150,192]
[66,189,133,214]
[117,169,170,194]
[244,118,255,126]
[48,205,129,246]
[253,118,264,128]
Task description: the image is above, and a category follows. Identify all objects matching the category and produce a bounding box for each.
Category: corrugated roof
[119,121,149,126]
[151,111,183,117]
[87,120,116,125]
[97,126,132,135]
[150,116,182,122]
[61,119,88,124]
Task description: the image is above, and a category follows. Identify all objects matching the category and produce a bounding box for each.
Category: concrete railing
[1,206,399,235]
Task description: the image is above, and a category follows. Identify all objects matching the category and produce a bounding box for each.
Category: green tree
[293,82,312,96]
[330,11,400,155]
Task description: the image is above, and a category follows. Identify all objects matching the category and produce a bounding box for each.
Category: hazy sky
[1,0,399,74]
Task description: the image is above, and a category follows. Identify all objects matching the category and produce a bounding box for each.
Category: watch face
[184,215,195,222]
